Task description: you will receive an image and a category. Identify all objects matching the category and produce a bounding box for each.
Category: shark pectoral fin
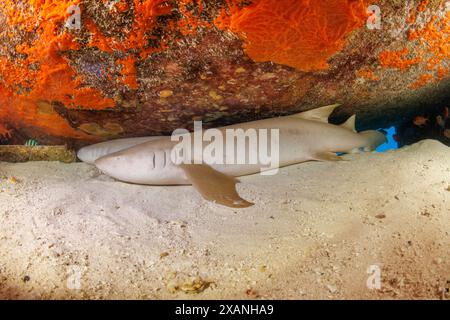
[291,104,341,123]
[341,114,357,132]
[179,164,254,208]
[312,152,346,162]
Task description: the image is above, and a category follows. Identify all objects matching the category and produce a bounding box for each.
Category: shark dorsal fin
[341,114,356,132]
[291,104,341,123]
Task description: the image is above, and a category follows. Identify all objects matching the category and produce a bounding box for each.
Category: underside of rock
[0,0,449,147]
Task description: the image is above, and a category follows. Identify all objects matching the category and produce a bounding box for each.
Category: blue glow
[376,126,398,152]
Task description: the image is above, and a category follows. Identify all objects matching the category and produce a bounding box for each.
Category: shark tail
[359,130,387,151]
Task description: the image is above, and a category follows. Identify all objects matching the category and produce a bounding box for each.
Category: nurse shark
[78,105,386,208]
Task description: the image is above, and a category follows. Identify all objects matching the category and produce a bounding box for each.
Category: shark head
[77,145,105,165]
[94,152,129,181]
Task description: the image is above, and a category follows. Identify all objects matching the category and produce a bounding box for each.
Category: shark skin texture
[77,136,164,164]
[79,105,386,208]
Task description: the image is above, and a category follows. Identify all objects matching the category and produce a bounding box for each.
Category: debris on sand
[166,274,211,295]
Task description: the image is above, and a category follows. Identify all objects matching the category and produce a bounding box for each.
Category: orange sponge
[214,0,368,71]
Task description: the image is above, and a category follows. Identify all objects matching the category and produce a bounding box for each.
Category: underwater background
[0,0,449,300]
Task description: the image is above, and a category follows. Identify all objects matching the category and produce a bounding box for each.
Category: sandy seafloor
[0,139,449,299]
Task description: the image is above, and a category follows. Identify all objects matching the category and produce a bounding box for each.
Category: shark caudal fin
[291,104,341,123]
[179,164,254,208]
[359,130,387,151]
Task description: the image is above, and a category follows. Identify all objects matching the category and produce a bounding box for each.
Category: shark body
[79,105,386,208]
